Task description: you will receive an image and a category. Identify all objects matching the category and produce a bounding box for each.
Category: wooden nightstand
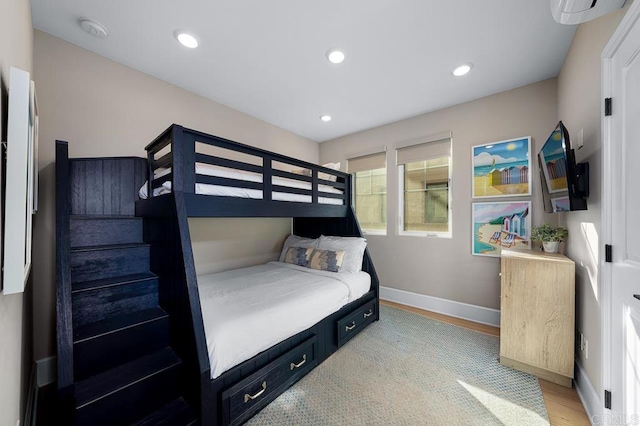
[499,248,575,387]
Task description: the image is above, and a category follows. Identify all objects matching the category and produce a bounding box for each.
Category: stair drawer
[337,300,376,347]
[222,335,317,425]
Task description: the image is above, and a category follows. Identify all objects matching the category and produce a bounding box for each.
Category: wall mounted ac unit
[551,0,627,24]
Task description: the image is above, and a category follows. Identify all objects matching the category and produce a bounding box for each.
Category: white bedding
[197,261,371,378]
[139,164,344,205]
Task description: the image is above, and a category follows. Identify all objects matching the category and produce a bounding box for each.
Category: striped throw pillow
[307,249,345,272]
[283,246,313,267]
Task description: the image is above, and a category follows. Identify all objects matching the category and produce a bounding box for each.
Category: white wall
[557,6,630,395]
[320,79,558,310]
[0,0,33,424]
[32,30,319,360]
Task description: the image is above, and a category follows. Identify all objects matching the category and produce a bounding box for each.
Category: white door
[603,2,640,423]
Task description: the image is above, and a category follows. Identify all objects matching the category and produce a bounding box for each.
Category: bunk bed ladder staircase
[56,144,197,425]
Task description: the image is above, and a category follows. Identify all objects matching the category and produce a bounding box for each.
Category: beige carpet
[247,304,550,425]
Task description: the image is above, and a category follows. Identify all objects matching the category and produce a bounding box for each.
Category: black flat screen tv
[538,121,589,212]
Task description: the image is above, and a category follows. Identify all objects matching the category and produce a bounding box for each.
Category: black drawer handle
[290,354,307,370]
[244,381,267,403]
[363,309,373,318]
[345,321,356,331]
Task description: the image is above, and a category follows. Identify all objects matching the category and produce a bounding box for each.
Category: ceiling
[30,1,576,142]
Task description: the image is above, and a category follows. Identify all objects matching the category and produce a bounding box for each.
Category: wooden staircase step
[71,215,139,219]
[71,216,143,248]
[71,242,150,253]
[73,307,170,382]
[75,348,182,425]
[74,307,168,343]
[72,272,157,293]
[71,243,150,282]
[131,397,197,426]
[72,274,159,328]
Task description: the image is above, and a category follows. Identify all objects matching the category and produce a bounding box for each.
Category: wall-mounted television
[538,121,589,212]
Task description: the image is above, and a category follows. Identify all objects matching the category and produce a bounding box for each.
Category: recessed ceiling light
[452,63,473,77]
[174,30,198,48]
[320,115,332,122]
[326,49,345,64]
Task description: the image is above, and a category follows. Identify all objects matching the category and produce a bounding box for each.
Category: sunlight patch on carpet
[458,380,549,425]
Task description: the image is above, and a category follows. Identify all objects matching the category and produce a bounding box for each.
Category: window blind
[396,135,451,165]
[347,151,386,173]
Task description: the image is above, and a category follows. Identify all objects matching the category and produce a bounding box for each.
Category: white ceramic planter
[542,241,560,253]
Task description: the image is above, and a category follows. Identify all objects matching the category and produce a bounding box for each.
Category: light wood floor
[382,300,591,425]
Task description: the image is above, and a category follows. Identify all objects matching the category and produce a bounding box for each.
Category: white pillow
[319,162,341,182]
[291,168,312,177]
[279,234,319,262]
[322,162,341,170]
[317,235,367,273]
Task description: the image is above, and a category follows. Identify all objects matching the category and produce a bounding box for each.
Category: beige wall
[32,31,319,360]
[557,7,629,395]
[320,79,558,310]
[189,218,291,276]
[0,0,33,424]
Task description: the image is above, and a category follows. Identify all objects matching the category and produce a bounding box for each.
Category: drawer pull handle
[290,354,307,370]
[363,309,373,318]
[244,381,267,403]
[345,321,356,331]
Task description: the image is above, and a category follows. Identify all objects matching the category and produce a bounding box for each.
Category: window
[347,151,386,233]
[355,168,387,232]
[397,136,451,237]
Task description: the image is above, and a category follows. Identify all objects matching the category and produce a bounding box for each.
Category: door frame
[601,0,640,420]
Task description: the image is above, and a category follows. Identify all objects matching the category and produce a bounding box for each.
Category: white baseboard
[380,286,501,327]
[574,360,600,425]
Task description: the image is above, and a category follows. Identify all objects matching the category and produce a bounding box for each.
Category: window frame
[398,156,452,238]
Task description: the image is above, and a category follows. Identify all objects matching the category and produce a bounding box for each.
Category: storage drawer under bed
[337,299,377,347]
[221,335,318,425]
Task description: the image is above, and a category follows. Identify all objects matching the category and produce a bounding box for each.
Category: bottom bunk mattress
[197,261,371,379]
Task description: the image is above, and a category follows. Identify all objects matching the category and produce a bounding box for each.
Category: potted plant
[531,223,568,253]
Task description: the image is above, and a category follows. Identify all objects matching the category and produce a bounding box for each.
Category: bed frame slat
[196,175,263,191]
[152,174,172,190]
[153,152,173,170]
[194,153,263,174]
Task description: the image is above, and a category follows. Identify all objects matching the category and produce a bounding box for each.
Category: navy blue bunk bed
[56,124,380,425]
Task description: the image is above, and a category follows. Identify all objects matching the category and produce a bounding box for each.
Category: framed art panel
[472,137,532,198]
[30,80,39,212]
[472,201,531,257]
[550,196,570,212]
[2,67,37,294]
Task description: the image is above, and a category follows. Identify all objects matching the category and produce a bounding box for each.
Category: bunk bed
[56,124,379,425]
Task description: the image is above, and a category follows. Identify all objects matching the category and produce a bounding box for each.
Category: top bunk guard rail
[142,125,351,218]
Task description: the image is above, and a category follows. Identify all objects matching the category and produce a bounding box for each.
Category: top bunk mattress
[197,261,371,379]
[139,163,344,205]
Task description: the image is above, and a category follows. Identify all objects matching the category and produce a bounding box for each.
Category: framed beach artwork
[472,137,532,198]
[551,196,570,212]
[472,201,532,257]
